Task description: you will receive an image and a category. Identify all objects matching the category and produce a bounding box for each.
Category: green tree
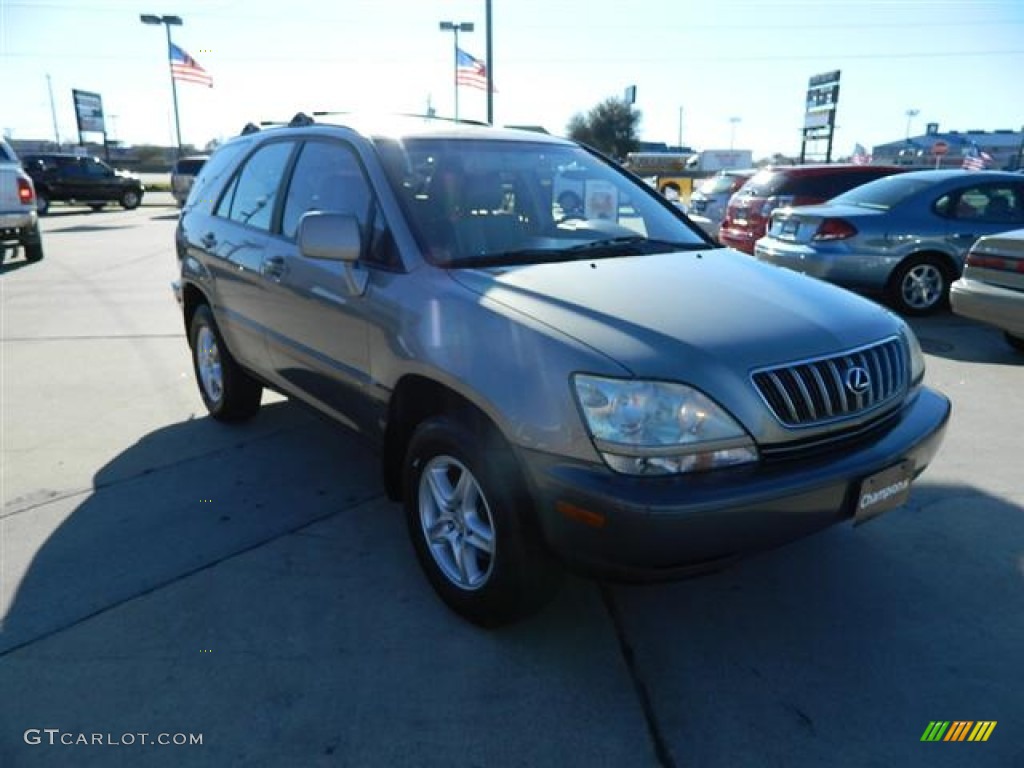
[566,97,642,161]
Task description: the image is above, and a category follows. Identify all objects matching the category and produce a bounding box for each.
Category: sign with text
[72,89,105,134]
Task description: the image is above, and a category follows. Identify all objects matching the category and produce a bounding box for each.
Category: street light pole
[905,108,919,141]
[140,14,184,158]
[729,116,741,150]
[485,0,493,125]
[439,21,474,122]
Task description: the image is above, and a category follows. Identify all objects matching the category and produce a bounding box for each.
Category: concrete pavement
[2,208,1022,767]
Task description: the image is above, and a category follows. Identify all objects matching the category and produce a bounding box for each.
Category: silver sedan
[753,170,1024,315]
[951,227,1024,351]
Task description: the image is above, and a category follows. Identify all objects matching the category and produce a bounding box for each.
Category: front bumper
[951,277,1024,338]
[519,386,950,580]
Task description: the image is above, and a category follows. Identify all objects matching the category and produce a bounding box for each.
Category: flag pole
[453,27,460,123]
[165,25,184,158]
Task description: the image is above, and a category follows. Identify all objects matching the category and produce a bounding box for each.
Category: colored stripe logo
[921,721,996,742]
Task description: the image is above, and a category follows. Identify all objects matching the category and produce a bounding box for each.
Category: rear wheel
[888,255,951,315]
[120,189,141,210]
[22,240,43,263]
[188,304,262,421]
[89,203,106,212]
[20,225,43,263]
[403,416,562,627]
[36,192,50,216]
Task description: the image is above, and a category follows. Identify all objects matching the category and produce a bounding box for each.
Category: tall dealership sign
[72,89,108,157]
[799,70,840,163]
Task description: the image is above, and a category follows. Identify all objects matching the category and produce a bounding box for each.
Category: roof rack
[240,111,490,137]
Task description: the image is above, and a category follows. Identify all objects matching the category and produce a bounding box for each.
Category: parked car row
[752,169,1024,315]
[687,162,1024,323]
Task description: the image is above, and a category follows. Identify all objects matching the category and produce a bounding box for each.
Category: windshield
[830,174,936,211]
[375,137,708,267]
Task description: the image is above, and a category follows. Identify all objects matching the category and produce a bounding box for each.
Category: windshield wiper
[564,236,703,255]
[443,237,704,269]
[443,248,573,269]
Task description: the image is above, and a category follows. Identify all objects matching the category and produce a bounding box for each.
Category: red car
[719,164,906,254]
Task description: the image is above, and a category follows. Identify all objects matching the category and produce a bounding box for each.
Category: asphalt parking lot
[1,201,1022,767]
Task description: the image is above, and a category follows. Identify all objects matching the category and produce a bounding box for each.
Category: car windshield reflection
[376,138,707,267]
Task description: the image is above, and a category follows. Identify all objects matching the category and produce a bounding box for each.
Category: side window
[84,159,110,177]
[219,141,294,231]
[191,140,252,210]
[948,184,1023,222]
[281,140,373,241]
[977,185,1023,224]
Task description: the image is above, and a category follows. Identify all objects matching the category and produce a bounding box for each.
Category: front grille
[752,338,907,427]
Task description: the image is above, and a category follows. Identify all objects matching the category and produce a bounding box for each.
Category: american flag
[962,145,992,171]
[170,43,213,87]
[851,143,871,165]
[456,48,492,91]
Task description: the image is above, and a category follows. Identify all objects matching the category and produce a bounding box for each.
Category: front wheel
[120,189,141,210]
[188,304,262,421]
[888,255,951,316]
[403,416,562,627]
[1005,332,1024,353]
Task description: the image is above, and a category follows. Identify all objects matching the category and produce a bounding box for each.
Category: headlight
[572,374,758,476]
[903,327,926,389]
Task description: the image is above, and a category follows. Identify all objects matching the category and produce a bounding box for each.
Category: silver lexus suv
[175,114,950,626]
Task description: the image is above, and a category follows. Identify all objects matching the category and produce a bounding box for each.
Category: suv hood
[451,247,902,432]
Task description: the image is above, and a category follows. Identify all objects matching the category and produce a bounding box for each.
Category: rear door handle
[262,255,287,280]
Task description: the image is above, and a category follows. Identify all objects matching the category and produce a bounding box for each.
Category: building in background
[872,125,1023,170]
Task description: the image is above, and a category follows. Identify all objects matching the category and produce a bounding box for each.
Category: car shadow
[0,401,649,766]
[908,312,1022,364]
[0,400,391,654]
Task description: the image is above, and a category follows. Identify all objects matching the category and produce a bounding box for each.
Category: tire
[188,304,262,422]
[90,203,106,212]
[120,189,141,210]
[403,415,563,627]
[1005,332,1024,353]
[888,255,951,316]
[36,192,50,216]
[22,240,44,263]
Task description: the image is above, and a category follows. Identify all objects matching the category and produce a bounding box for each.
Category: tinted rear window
[831,174,937,210]
[698,173,748,195]
[175,158,207,174]
[739,170,787,197]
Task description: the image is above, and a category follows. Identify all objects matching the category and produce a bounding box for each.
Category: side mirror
[297,211,367,295]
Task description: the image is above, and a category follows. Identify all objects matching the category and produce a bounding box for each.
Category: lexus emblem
[845,365,871,396]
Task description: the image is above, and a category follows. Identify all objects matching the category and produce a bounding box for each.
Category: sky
[1,0,1022,160]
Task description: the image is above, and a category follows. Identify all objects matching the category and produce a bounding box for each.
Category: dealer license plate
[854,461,914,525]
